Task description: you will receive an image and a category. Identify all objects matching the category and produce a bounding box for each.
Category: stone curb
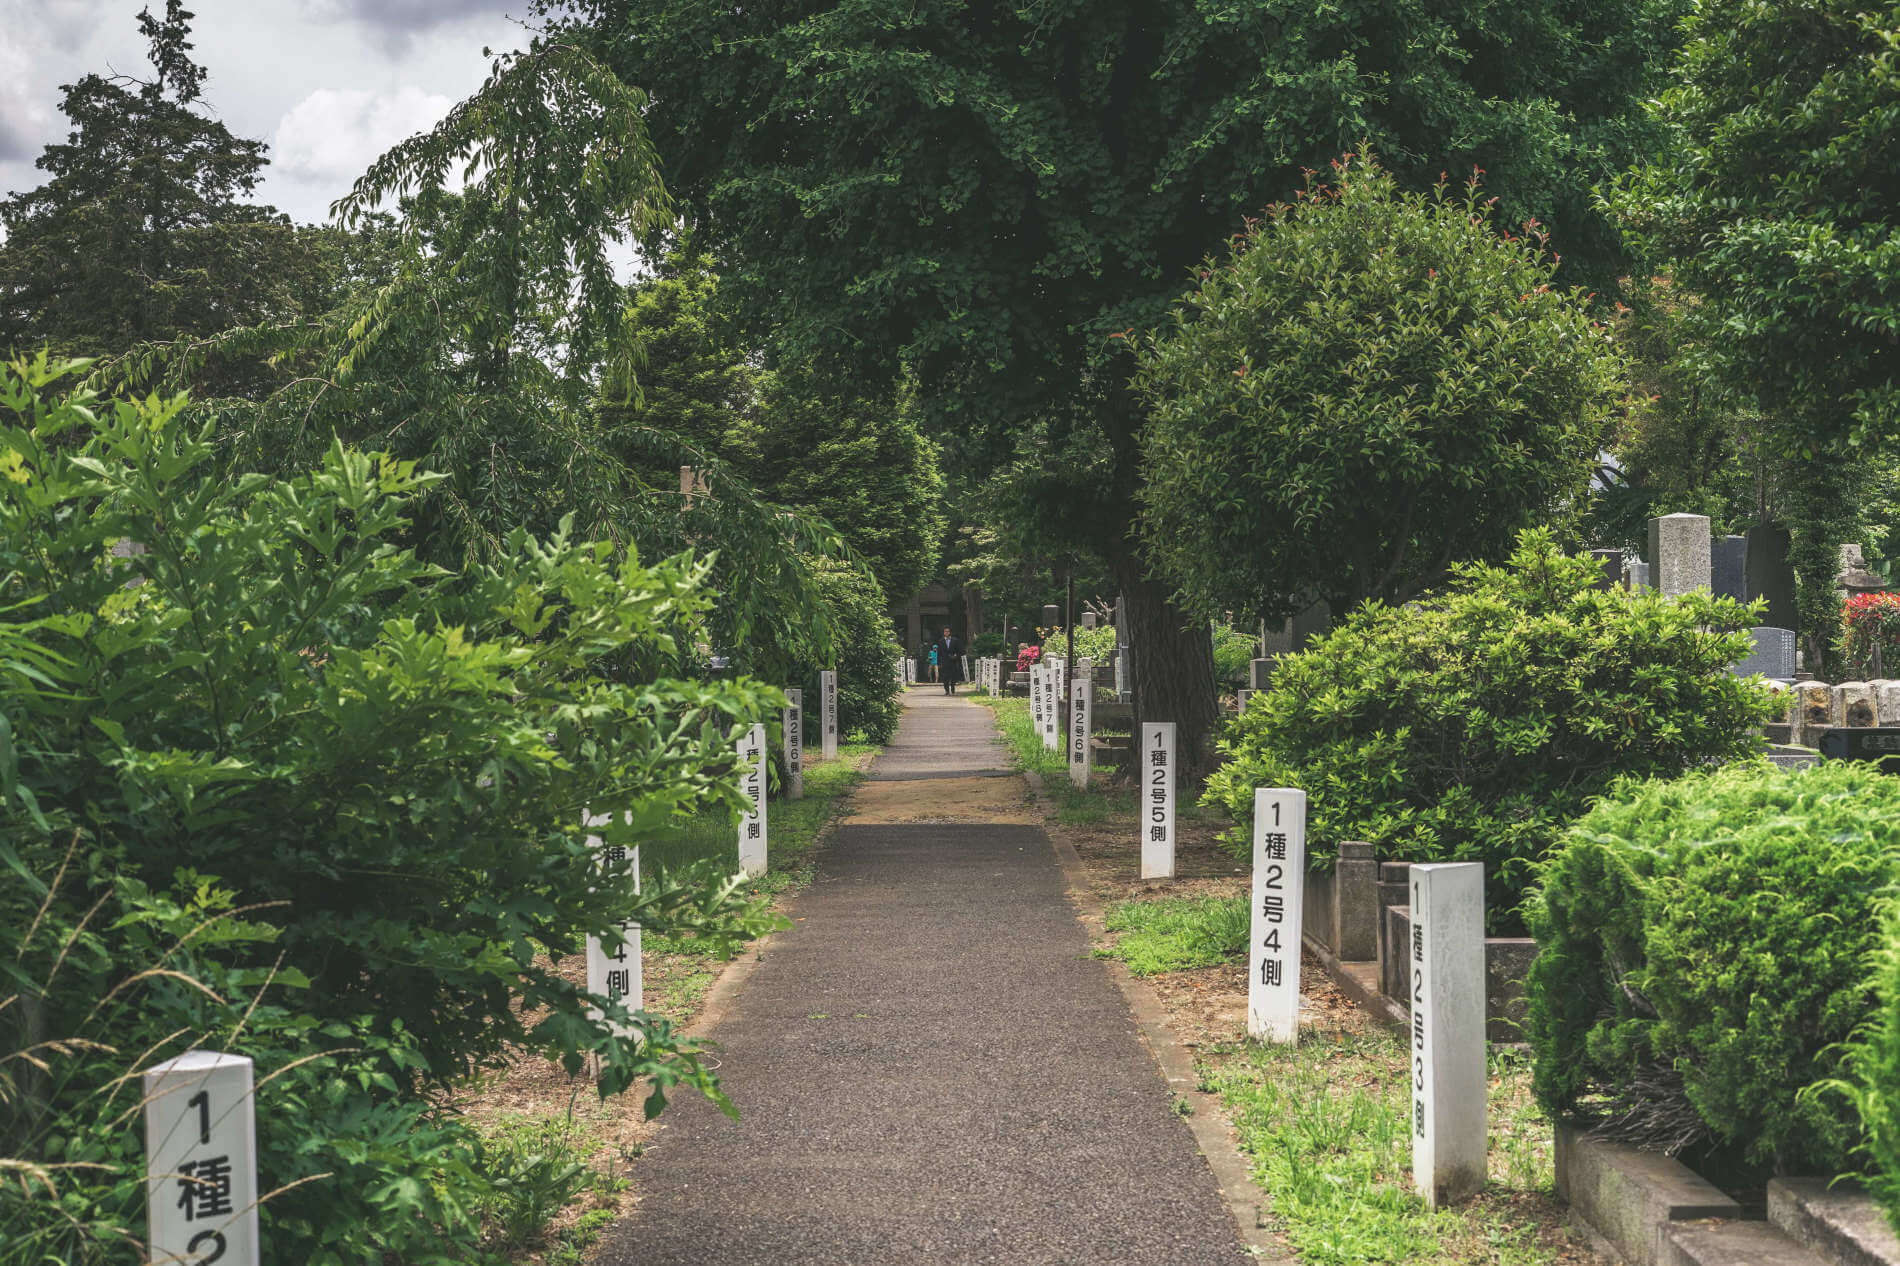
[1021,767,1296,1264]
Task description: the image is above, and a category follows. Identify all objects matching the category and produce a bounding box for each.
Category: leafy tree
[557,0,1679,766]
[0,2,325,358]
[742,370,946,603]
[1615,0,1900,664]
[1137,159,1623,622]
[600,249,761,462]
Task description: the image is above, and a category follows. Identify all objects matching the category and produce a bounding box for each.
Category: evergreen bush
[802,557,903,745]
[1206,532,1774,924]
[1527,762,1900,1172]
[1839,903,1900,1235]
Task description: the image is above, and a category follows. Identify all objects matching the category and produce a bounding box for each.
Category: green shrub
[1840,904,1900,1235]
[1212,623,1256,687]
[1206,531,1774,925]
[1527,761,1900,1173]
[800,556,903,745]
[971,631,1007,657]
[0,355,787,1259]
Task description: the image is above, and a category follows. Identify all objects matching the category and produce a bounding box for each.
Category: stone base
[1555,1125,1741,1266]
[1770,1177,1900,1266]
[1662,1220,1827,1266]
[1377,902,1534,1042]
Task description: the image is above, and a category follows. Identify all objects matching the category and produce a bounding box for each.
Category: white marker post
[1141,722,1176,879]
[738,723,768,877]
[1043,659,1064,751]
[1030,662,1045,733]
[145,1051,258,1266]
[1410,862,1487,1209]
[1068,659,1094,788]
[783,688,804,801]
[1247,788,1307,1044]
[584,810,641,1034]
[961,653,970,683]
[820,670,838,760]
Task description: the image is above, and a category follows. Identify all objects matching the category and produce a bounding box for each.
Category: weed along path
[597,688,1254,1265]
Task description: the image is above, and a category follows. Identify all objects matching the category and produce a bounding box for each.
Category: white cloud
[271,84,454,194]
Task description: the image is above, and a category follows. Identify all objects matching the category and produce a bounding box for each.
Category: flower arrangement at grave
[1844,591,1900,676]
[1016,644,1043,671]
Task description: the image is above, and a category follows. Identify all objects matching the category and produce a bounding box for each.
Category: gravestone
[1796,680,1837,734]
[1734,627,1797,680]
[1409,862,1487,1209]
[1142,722,1176,880]
[820,670,838,759]
[1248,788,1307,1044]
[1250,657,1274,690]
[1879,681,1900,726]
[1625,559,1652,591]
[1042,604,1060,630]
[1068,661,1094,789]
[1747,524,1799,630]
[1649,513,1712,595]
[783,688,804,800]
[1820,728,1900,772]
[1589,548,1624,590]
[1237,688,1254,712]
[145,1051,259,1266]
[738,723,769,878]
[1712,535,1747,601]
[1081,612,1097,629]
[585,810,641,1032]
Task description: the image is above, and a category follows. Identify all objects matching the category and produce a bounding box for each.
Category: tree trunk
[1114,557,1221,776]
[1098,374,1222,778]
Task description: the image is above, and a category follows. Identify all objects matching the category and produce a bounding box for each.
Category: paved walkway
[598,689,1251,1265]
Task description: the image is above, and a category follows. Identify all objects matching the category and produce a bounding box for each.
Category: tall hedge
[1528,762,1900,1172]
[801,556,904,746]
[1206,532,1774,924]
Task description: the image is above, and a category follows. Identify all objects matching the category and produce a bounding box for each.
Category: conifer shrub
[1527,762,1900,1172]
[1840,904,1900,1235]
[1206,531,1773,926]
[802,557,903,745]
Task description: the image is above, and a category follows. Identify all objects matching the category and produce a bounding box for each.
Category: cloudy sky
[0,0,534,225]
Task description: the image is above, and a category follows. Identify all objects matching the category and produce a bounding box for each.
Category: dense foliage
[1206,534,1773,923]
[1527,762,1900,1172]
[1138,160,1623,623]
[1841,904,1900,1236]
[1845,593,1900,676]
[798,558,905,746]
[1616,0,1900,664]
[0,3,335,363]
[0,358,783,1260]
[558,0,1678,765]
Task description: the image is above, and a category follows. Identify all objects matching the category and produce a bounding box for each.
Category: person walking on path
[935,626,964,695]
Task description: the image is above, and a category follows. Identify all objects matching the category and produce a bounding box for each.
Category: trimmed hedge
[1206,531,1774,926]
[1528,762,1900,1172]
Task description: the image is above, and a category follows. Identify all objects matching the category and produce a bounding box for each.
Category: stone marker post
[1712,534,1747,601]
[820,670,838,760]
[1030,661,1045,731]
[145,1051,259,1266]
[1250,658,1273,690]
[1068,659,1094,788]
[1238,688,1254,712]
[584,810,641,1033]
[1142,722,1176,879]
[784,688,804,801]
[1410,862,1487,1209]
[1248,788,1307,1044]
[738,723,768,877]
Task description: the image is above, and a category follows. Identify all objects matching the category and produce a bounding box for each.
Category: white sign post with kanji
[737,723,768,877]
[1410,861,1487,1209]
[1141,722,1176,879]
[1042,659,1063,751]
[1068,659,1093,788]
[1247,787,1306,1044]
[1030,662,1045,732]
[584,810,640,1035]
[820,670,838,760]
[783,688,804,801]
[145,1050,258,1266]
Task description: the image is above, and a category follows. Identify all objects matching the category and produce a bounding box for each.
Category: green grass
[1201,1030,1564,1265]
[1096,895,1249,975]
[976,695,1133,823]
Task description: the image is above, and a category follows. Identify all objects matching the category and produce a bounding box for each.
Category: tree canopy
[0,2,330,358]
[1137,159,1624,622]
[558,0,1682,763]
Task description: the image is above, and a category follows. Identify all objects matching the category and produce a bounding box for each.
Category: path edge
[1021,769,1297,1265]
